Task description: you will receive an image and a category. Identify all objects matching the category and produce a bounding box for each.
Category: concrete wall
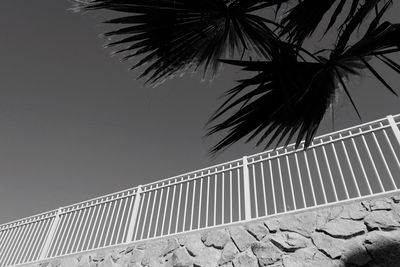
[28,193,400,267]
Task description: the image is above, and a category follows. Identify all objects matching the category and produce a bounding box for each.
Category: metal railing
[1,114,400,266]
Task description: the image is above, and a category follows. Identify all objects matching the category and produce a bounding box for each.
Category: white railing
[1,114,400,266]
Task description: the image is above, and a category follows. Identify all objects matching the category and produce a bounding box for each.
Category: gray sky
[0,0,400,224]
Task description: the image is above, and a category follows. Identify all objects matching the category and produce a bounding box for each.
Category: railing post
[388,115,400,147]
[126,186,142,242]
[39,207,62,260]
[242,156,252,220]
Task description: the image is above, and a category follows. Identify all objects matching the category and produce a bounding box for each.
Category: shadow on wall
[342,232,400,267]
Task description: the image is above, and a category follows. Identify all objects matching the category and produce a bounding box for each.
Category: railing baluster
[351,132,372,195]
[251,161,258,218]
[313,145,328,203]
[126,186,142,242]
[242,157,251,220]
[175,182,183,233]
[340,133,361,197]
[190,179,196,230]
[294,153,307,208]
[269,159,277,214]
[303,149,317,206]
[39,208,62,260]
[148,186,159,237]
[160,181,171,235]
[330,137,349,199]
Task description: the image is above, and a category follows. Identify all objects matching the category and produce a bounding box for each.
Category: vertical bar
[148,186,159,237]
[116,195,129,243]
[285,150,296,210]
[182,178,189,230]
[214,173,217,226]
[294,153,307,208]
[340,133,361,197]
[198,175,203,228]
[277,155,286,212]
[388,115,400,146]
[251,161,258,217]
[175,182,183,233]
[303,150,317,206]
[168,181,177,234]
[229,167,233,222]
[242,156,252,220]
[109,198,122,245]
[269,159,277,214]
[260,162,267,215]
[39,208,62,260]
[154,185,164,237]
[190,179,196,230]
[237,167,241,220]
[104,197,118,246]
[126,186,143,242]
[161,181,171,235]
[351,133,372,194]
[221,170,225,224]
[321,142,338,202]
[330,137,349,199]
[133,191,145,240]
[140,190,152,239]
[205,173,210,227]
[313,146,328,203]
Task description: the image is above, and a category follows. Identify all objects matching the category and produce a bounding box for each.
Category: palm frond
[280,0,391,45]
[207,44,340,154]
[73,0,277,85]
[208,16,400,154]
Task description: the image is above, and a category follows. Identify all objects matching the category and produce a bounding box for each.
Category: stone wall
[29,193,400,267]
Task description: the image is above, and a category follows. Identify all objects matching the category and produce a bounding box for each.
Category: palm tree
[72,0,400,154]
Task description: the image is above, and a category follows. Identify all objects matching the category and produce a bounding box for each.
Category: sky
[0,0,400,224]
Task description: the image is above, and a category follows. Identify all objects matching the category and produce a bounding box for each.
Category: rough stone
[279,212,317,237]
[229,226,256,252]
[340,202,369,220]
[232,249,258,267]
[245,222,269,240]
[282,247,338,267]
[369,199,393,211]
[269,232,308,252]
[192,246,221,267]
[364,210,400,230]
[171,247,193,267]
[319,218,366,238]
[218,241,239,265]
[363,230,400,267]
[311,232,344,259]
[251,241,282,266]
[180,233,205,257]
[201,230,230,249]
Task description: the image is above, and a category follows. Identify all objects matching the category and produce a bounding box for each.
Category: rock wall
[29,194,400,267]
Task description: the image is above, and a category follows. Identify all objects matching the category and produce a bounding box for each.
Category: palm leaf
[73,0,277,85]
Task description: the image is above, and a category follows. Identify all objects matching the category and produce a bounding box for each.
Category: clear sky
[0,0,400,224]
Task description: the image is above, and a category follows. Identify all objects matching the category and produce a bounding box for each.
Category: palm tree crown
[73,0,399,155]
